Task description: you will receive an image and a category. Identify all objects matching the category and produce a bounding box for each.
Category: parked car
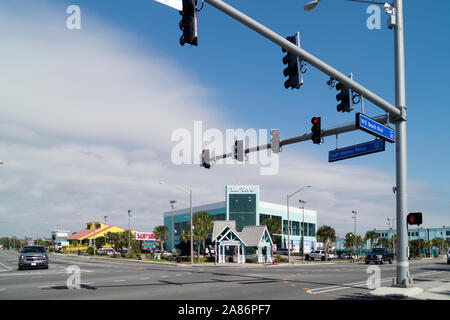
[274,248,292,256]
[365,248,394,264]
[305,250,334,261]
[97,248,116,256]
[154,249,172,256]
[447,249,450,264]
[18,245,49,270]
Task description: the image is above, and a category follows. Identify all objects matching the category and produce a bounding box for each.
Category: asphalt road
[0,250,448,300]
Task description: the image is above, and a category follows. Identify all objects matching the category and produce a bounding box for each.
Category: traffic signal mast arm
[210,114,389,163]
[204,0,403,121]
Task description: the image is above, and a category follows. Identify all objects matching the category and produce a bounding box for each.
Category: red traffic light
[407,212,422,226]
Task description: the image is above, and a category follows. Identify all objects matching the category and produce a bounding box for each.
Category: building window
[292,221,300,236]
[229,194,256,232]
[260,214,271,223]
[212,214,226,221]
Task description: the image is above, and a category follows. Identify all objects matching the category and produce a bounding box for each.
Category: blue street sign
[329,139,385,162]
[355,113,395,143]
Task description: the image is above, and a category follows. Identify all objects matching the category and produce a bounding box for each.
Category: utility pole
[104,215,108,246]
[299,199,307,263]
[170,200,177,253]
[128,210,132,254]
[352,210,357,257]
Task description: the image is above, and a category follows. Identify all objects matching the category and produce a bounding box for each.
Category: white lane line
[160,275,168,278]
[139,277,150,280]
[114,280,126,282]
[83,282,95,285]
[0,288,6,291]
[307,271,443,295]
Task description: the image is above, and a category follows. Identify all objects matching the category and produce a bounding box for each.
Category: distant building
[335,226,450,255]
[66,222,136,252]
[163,185,318,253]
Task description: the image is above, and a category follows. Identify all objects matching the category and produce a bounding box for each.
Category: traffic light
[179,0,198,46]
[234,140,244,162]
[201,149,210,169]
[270,129,280,154]
[311,117,321,144]
[407,212,422,226]
[282,36,300,89]
[336,82,351,112]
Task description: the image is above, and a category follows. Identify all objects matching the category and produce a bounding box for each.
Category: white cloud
[0,1,446,241]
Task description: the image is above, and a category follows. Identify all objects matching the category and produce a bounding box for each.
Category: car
[274,248,292,256]
[365,248,394,264]
[305,250,334,261]
[447,249,450,264]
[98,248,116,256]
[18,245,49,270]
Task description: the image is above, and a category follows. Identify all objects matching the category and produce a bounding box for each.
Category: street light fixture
[160,181,194,266]
[287,185,312,262]
[304,0,320,11]
[352,210,357,257]
[299,199,307,263]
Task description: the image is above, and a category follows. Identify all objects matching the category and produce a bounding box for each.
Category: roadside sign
[135,232,156,241]
[355,113,395,143]
[154,0,182,11]
[329,139,385,162]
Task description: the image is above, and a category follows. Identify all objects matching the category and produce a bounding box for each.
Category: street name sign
[153,0,182,11]
[328,139,385,162]
[355,113,395,143]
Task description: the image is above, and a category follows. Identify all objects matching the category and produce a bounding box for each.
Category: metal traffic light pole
[203,0,410,286]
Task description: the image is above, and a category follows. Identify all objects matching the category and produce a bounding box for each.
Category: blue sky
[0,0,449,239]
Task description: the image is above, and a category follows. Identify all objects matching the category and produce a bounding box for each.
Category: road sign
[355,113,395,143]
[328,139,385,162]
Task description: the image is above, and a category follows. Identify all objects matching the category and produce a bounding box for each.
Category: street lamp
[299,199,307,263]
[170,200,177,254]
[286,185,312,262]
[352,210,357,257]
[160,181,193,266]
[104,215,108,246]
[303,0,320,11]
[128,210,133,254]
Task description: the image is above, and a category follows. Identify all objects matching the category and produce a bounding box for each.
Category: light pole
[303,0,410,288]
[160,181,194,266]
[128,210,133,254]
[352,210,357,257]
[170,200,177,253]
[286,185,312,262]
[299,199,307,263]
[104,215,108,246]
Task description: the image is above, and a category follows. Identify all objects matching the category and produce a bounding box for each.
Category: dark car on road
[18,245,49,270]
[365,248,394,264]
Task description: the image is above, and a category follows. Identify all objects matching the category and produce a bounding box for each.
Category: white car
[306,250,334,261]
[447,249,450,264]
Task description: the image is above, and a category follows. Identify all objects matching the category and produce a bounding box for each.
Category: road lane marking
[114,280,126,282]
[160,275,168,278]
[306,271,443,295]
[139,277,150,280]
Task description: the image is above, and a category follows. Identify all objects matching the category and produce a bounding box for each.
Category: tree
[95,236,106,249]
[376,237,390,248]
[193,211,213,262]
[343,233,355,255]
[431,238,445,257]
[316,225,336,261]
[364,231,379,250]
[153,226,169,251]
[260,217,282,251]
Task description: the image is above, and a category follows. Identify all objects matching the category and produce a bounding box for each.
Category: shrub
[245,258,258,263]
[86,247,95,255]
[125,252,137,259]
[274,254,289,263]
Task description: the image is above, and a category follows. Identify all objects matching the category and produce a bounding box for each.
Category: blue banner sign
[329,139,385,162]
[355,113,395,143]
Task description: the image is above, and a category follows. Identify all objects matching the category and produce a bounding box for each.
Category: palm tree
[260,217,281,251]
[376,237,390,248]
[343,232,355,256]
[316,225,336,261]
[364,231,379,250]
[153,225,169,251]
[193,211,213,262]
